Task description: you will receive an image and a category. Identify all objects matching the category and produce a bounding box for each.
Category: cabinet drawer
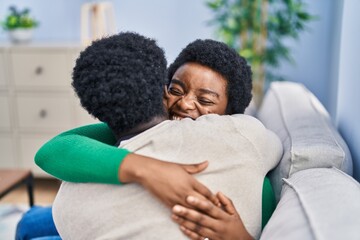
[0,136,16,168]
[11,52,71,87]
[16,94,74,130]
[0,95,11,129]
[19,134,52,176]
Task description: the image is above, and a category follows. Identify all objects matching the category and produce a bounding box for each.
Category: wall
[335,0,360,181]
[0,0,214,63]
[0,0,337,101]
[0,0,84,41]
[276,0,337,109]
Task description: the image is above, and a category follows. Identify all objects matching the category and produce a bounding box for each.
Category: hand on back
[119,153,219,208]
[172,192,253,240]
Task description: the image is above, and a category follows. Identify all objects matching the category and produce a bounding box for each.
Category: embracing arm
[35,123,218,207]
[35,123,129,184]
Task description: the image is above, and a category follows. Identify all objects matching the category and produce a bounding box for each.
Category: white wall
[113,0,214,63]
[276,0,337,109]
[335,0,360,181]
[0,0,214,63]
[0,0,83,41]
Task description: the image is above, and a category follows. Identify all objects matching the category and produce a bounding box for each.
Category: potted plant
[206,0,316,107]
[1,6,39,43]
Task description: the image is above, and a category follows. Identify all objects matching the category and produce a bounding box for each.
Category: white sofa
[53,81,360,240]
[254,82,360,240]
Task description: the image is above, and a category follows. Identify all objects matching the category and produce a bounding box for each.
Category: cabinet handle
[39,109,47,118]
[35,66,43,75]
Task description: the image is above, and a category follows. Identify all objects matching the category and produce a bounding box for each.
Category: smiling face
[166,62,228,120]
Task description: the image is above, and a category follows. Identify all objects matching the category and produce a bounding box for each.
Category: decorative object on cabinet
[0,43,98,177]
[1,6,39,43]
[81,2,117,46]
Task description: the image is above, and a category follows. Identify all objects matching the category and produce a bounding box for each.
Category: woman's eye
[169,88,183,96]
[198,98,214,105]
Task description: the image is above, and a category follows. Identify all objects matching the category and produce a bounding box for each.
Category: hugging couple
[17,32,282,240]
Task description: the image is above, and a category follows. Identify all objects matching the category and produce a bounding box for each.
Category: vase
[8,29,34,43]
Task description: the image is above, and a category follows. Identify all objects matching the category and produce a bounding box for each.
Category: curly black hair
[167,39,252,114]
[72,32,167,137]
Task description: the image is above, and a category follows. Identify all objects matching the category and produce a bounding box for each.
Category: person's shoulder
[193,114,266,134]
[228,114,281,145]
[195,113,256,121]
[230,113,262,123]
[221,114,266,129]
[193,113,262,126]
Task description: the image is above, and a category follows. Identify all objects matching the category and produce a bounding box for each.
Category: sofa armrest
[260,167,360,240]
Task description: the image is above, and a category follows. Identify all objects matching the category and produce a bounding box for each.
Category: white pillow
[260,167,360,240]
[257,81,353,200]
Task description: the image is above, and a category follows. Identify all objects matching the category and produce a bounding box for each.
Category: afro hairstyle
[167,39,252,114]
[72,32,167,137]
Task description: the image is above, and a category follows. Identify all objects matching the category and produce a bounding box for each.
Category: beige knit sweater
[53,114,282,239]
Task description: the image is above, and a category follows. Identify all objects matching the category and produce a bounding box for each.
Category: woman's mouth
[171,114,183,121]
[170,113,193,121]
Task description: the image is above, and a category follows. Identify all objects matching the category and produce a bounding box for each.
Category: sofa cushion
[257,81,353,200]
[260,167,360,240]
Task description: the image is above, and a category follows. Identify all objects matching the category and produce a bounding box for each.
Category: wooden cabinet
[0,43,98,177]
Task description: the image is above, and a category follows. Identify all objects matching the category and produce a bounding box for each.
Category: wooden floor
[0,177,61,239]
[0,177,61,206]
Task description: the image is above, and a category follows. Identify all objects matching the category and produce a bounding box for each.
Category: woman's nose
[177,95,196,111]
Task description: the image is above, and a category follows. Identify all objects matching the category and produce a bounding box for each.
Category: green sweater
[35,123,275,227]
[35,123,130,184]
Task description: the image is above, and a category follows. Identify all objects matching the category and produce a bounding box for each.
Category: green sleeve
[261,176,277,229]
[35,123,131,184]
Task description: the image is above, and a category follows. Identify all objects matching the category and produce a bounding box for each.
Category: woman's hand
[119,153,219,208]
[171,192,253,240]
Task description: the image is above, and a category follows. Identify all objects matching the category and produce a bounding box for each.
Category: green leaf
[2,5,38,30]
[205,0,317,84]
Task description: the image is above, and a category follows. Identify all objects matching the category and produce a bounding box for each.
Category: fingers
[217,192,237,215]
[181,162,219,206]
[179,225,214,240]
[182,161,209,174]
[192,180,220,207]
[172,204,213,228]
[186,196,223,219]
[180,161,220,206]
[172,205,216,239]
[172,196,224,230]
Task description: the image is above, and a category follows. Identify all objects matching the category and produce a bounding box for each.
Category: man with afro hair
[52,33,282,240]
[72,32,168,139]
